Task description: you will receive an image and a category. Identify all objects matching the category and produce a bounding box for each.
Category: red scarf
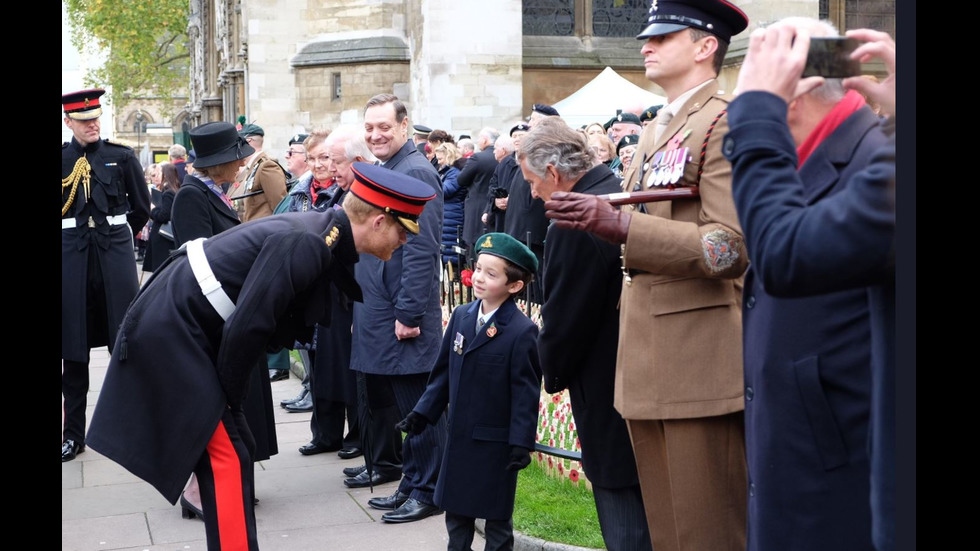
[796,90,866,169]
[309,178,333,204]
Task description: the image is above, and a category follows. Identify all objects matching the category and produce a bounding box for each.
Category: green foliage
[513,465,605,549]
[64,0,189,109]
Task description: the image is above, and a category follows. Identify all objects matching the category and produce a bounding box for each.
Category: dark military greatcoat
[62,137,150,362]
[87,210,362,503]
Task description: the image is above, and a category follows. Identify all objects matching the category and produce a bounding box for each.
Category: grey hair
[517,117,596,180]
[478,127,500,144]
[327,124,377,163]
[494,136,515,154]
[458,138,476,154]
[168,144,186,159]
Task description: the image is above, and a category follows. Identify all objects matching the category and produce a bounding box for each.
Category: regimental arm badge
[701,228,742,273]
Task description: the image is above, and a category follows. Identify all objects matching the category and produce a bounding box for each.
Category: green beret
[640,105,664,123]
[617,134,640,155]
[474,233,539,273]
[613,112,642,126]
[238,123,264,138]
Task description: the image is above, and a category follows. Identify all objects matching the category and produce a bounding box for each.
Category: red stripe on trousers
[207,419,249,550]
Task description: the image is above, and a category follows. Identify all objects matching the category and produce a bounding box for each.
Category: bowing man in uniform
[61,88,150,462]
[86,162,436,551]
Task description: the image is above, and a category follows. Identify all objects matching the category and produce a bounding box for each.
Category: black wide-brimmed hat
[636,0,748,42]
[349,162,437,235]
[189,122,255,169]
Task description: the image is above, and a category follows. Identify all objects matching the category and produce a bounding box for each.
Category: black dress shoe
[180,494,204,521]
[343,464,367,478]
[299,442,342,455]
[338,446,363,460]
[284,393,313,412]
[343,469,401,488]
[269,369,290,382]
[381,498,443,523]
[62,439,85,462]
[280,386,310,407]
[368,490,410,510]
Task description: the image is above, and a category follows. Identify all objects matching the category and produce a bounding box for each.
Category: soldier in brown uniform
[228,124,289,223]
[544,2,750,550]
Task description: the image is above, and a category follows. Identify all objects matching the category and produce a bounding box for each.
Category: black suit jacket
[502,155,548,248]
[538,164,640,489]
[171,174,241,247]
[456,147,498,246]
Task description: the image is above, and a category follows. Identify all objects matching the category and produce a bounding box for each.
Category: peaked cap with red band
[62,88,106,121]
[349,162,437,235]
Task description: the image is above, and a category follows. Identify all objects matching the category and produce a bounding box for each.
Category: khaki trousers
[627,413,747,551]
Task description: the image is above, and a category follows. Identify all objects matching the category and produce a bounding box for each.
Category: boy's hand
[395,411,429,435]
[506,446,532,471]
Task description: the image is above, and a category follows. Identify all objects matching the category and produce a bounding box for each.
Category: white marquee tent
[552,67,666,128]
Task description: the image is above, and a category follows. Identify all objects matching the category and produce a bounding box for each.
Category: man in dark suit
[169,143,188,183]
[724,24,897,551]
[522,118,652,551]
[485,135,516,233]
[501,123,548,304]
[347,93,447,524]
[62,88,151,462]
[457,127,500,257]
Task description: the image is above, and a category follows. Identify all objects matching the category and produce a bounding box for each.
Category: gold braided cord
[62,156,91,216]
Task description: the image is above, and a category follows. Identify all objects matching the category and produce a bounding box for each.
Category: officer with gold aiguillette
[62,88,150,462]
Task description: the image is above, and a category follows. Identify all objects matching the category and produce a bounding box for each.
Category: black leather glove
[395,411,429,435]
[506,446,532,471]
[544,191,631,245]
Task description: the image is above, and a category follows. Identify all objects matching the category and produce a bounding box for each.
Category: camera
[803,37,861,78]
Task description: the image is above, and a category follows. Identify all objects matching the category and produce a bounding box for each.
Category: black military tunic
[87,210,362,503]
[62,137,150,361]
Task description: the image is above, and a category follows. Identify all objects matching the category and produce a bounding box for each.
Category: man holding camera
[724,18,892,551]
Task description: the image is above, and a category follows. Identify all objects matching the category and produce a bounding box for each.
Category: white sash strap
[185,238,236,321]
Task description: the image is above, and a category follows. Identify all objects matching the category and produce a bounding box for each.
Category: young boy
[397,232,543,551]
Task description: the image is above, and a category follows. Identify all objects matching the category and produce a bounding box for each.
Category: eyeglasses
[285,150,306,158]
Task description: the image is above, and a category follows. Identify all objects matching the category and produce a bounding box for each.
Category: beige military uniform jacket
[614,79,748,421]
[228,150,288,222]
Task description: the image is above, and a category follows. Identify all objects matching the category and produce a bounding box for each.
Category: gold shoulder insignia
[324,225,341,247]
